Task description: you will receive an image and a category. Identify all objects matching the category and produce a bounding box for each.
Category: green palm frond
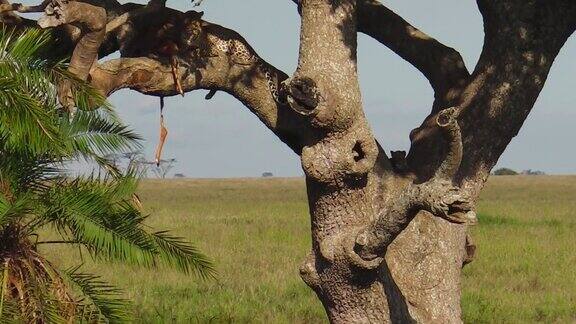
[1,26,215,323]
[42,178,157,266]
[0,299,21,324]
[0,193,32,226]
[0,29,64,156]
[0,155,61,199]
[1,28,52,63]
[41,177,215,278]
[62,70,112,112]
[63,109,142,158]
[61,266,132,323]
[0,77,63,155]
[42,177,156,263]
[153,231,216,279]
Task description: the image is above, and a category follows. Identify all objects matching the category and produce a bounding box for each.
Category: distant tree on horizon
[522,169,547,176]
[141,158,177,179]
[493,168,519,176]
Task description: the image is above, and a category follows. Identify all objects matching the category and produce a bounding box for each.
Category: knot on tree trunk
[282,75,357,131]
[346,229,384,270]
[414,180,477,225]
[307,230,383,277]
[300,126,378,185]
[283,76,320,116]
[349,184,475,270]
[299,252,321,290]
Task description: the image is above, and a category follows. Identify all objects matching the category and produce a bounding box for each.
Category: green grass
[42,176,576,323]
[463,175,576,324]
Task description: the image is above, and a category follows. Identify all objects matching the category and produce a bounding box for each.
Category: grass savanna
[0,29,213,322]
[41,176,576,323]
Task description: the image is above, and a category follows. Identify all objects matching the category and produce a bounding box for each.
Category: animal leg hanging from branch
[170,56,184,96]
[157,40,184,97]
[155,97,169,166]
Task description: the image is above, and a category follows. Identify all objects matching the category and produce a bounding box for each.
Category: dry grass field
[42,176,576,323]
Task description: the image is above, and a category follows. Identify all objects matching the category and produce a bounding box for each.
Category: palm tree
[0,28,214,322]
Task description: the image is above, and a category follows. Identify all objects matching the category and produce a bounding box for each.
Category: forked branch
[350,107,474,269]
[290,0,470,104]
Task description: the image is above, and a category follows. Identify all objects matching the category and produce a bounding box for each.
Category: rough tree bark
[2,0,575,322]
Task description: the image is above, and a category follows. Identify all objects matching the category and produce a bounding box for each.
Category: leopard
[180,11,285,104]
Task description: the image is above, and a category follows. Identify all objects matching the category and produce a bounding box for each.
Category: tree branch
[433,107,463,179]
[29,0,107,110]
[357,0,470,104]
[291,0,470,105]
[350,106,474,268]
[408,0,576,189]
[0,0,42,27]
[88,14,318,154]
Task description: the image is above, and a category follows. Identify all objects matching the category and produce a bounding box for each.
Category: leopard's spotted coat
[209,35,284,103]
[181,14,284,103]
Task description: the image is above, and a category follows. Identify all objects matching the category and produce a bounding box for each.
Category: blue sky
[24,0,576,177]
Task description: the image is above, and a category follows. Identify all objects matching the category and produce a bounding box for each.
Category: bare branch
[433,107,463,180]
[357,0,470,103]
[105,12,129,34]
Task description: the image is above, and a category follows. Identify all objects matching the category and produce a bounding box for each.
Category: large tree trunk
[290,1,468,321]
[3,0,574,322]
